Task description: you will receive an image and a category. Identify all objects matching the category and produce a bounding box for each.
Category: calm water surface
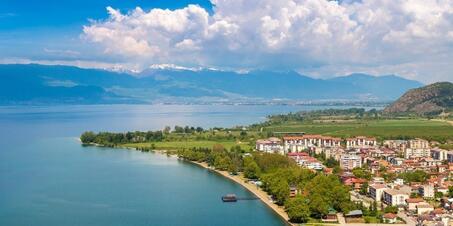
[0,104,380,226]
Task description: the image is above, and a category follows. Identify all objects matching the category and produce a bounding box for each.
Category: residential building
[389,157,404,165]
[416,204,434,215]
[283,135,341,152]
[383,189,409,206]
[256,137,283,153]
[287,152,325,170]
[383,213,398,224]
[406,198,426,211]
[369,184,387,201]
[384,140,407,151]
[448,151,453,163]
[431,148,449,161]
[404,148,430,159]
[394,178,404,186]
[346,136,377,149]
[418,185,435,198]
[340,154,362,170]
[408,138,430,149]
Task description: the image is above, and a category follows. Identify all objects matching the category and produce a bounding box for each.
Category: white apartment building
[340,154,362,170]
[369,184,387,201]
[256,137,283,154]
[408,138,430,149]
[283,135,342,152]
[404,148,431,159]
[346,136,377,149]
[383,189,409,206]
[418,185,435,198]
[431,148,449,161]
[383,140,407,151]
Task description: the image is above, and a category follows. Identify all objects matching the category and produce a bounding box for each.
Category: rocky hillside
[383,82,453,115]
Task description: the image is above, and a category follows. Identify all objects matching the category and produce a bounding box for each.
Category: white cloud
[82,0,453,82]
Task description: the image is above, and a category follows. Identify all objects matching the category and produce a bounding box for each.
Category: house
[383,189,409,206]
[394,178,404,186]
[369,184,387,201]
[345,210,363,218]
[416,204,434,215]
[383,213,398,224]
[406,198,426,211]
[343,177,367,191]
[418,185,435,198]
[322,209,338,223]
[287,152,325,170]
[389,157,404,165]
[289,185,298,198]
[372,177,385,184]
[437,186,449,195]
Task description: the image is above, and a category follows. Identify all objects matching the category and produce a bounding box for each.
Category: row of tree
[177,147,354,223]
[80,131,164,145]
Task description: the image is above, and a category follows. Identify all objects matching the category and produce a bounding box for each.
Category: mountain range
[0,64,424,105]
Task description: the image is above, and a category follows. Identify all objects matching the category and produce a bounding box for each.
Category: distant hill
[0,64,424,104]
[383,82,453,115]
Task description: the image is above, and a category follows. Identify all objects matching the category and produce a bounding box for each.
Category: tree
[399,170,428,183]
[243,157,261,179]
[359,182,369,195]
[80,131,96,143]
[384,205,398,214]
[448,186,453,198]
[309,193,329,217]
[285,196,310,223]
[434,192,443,199]
[352,167,372,180]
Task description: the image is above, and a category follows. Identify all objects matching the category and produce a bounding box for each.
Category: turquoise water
[0,104,380,226]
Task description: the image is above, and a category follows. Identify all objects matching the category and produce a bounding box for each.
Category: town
[256,135,453,225]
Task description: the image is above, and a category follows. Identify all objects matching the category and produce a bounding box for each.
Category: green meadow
[261,118,453,141]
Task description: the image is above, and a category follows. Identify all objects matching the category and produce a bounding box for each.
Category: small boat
[222,194,237,202]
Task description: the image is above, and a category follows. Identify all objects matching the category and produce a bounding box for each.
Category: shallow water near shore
[0,104,379,226]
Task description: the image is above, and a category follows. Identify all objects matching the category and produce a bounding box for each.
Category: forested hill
[0,64,423,104]
[383,82,453,116]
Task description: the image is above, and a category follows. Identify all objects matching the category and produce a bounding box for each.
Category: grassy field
[261,119,453,141]
[122,140,253,151]
[117,118,452,151]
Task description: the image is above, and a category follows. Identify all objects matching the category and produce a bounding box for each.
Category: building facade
[346,136,377,149]
[340,154,362,170]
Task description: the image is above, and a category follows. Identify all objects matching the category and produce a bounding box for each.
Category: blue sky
[0,0,212,61]
[1,0,452,83]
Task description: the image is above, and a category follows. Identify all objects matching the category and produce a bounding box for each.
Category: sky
[1,0,452,83]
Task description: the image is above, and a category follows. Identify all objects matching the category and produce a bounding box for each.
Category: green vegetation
[449,186,453,198]
[123,141,252,151]
[285,196,310,223]
[257,118,453,142]
[398,170,429,183]
[176,147,353,223]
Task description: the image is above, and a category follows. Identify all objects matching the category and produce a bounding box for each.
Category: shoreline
[187,160,294,226]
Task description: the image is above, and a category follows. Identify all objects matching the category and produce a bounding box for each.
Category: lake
[0,104,379,226]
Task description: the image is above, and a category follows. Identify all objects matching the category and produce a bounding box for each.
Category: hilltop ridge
[383,82,453,115]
